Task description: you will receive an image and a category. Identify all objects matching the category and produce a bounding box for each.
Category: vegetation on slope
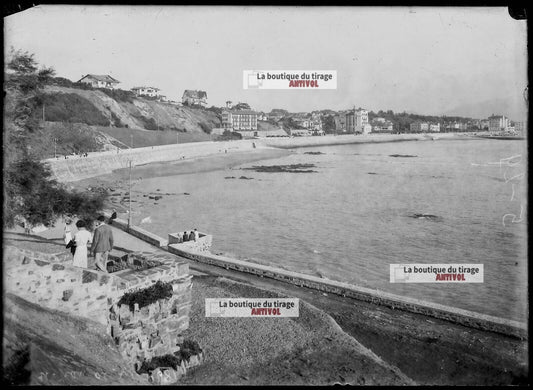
[3,49,108,229]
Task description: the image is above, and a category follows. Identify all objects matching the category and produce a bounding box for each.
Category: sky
[4,6,528,119]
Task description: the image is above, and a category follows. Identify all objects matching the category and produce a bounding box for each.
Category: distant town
[75,73,526,138]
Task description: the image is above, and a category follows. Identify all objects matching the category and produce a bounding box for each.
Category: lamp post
[53,137,58,159]
[128,160,132,229]
[130,134,133,149]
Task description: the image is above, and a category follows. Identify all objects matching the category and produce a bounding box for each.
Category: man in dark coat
[91,215,114,272]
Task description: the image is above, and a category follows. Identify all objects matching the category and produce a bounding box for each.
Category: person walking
[91,215,114,272]
[182,231,189,242]
[72,220,92,269]
[64,218,77,256]
[193,228,199,242]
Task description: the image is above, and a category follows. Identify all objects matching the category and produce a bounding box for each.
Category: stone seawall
[43,140,263,182]
[98,224,527,339]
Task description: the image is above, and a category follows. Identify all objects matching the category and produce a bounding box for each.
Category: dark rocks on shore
[304,151,325,155]
[389,154,417,158]
[242,164,317,173]
[408,213,442,222]
[225,176,236,179]
[367,172,377,175]
[239,176,253,180]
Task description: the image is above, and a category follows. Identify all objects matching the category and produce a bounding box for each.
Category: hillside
[12,85,223,158]
[43,85,221,132]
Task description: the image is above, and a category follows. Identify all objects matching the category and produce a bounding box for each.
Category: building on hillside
[222,109,258,131]
[346,108,371,134]
[410,121,430,132]
[77,74,120,89]
[258,112,269,121]
[294,118,310,128]
[480,119,490,130]
[182,90,208,107]
[488,115,510,132]
[131,86,161,98]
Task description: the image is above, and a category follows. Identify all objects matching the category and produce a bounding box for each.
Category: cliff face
[43,85,221,133]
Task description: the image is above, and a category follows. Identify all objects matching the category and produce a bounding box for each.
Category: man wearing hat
[91,215,114,272]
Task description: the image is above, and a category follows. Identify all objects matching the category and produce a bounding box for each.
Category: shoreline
[46,131,495,184]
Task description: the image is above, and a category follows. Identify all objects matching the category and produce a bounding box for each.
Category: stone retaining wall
[3,244,198,381]
[3,245,190,325]
[107,276,192,369]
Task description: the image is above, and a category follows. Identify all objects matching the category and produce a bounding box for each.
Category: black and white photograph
[3,5,528,386]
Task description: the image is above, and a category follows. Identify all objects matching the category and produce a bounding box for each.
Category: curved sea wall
[43,140,262,182]
[43,133,473,183]
[104,214,527,339]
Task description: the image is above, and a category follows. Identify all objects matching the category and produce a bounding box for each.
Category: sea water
[131,139,528,321]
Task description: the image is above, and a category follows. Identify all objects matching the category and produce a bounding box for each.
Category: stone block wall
[3,244,191,329]
[107,276,192,369]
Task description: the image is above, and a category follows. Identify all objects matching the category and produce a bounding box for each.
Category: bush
[98,88,135,103]
[118,280,173,311]
[3,154,107,228]
[136,339,203,374]
[137,354,182,374]
[110,111,124,127]
[216,130,242,141]
[199,122,212,134]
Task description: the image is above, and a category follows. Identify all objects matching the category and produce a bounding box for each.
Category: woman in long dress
[72,220,92,268]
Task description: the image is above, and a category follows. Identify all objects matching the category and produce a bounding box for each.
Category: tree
[3,154,107,229]
[322,115,336,134]
[3,49,107,229]
[232,102,251,110]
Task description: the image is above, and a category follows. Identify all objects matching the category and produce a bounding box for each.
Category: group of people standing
[181,229,199,243]
[64,215,114,272]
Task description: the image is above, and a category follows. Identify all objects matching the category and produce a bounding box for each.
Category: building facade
[131,86,161,98]
[488,115,510,132]
[77,74,120,89]
[222,109,258,131]
[346,109,371,134]
[370,118,394,132]
[410,122,430,132]
[429,123,441,132]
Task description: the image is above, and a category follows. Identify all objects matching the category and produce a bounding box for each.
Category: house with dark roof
[77,74,120,89]
[182,90,208,107]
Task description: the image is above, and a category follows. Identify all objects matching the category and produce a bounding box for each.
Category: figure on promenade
[72,220,92,268]
[64,218,77,256]
[193,228,199,241]
[182,231,189,242]
[91,215,114,273]
[188,231,196,242]
[109,209,117,225]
